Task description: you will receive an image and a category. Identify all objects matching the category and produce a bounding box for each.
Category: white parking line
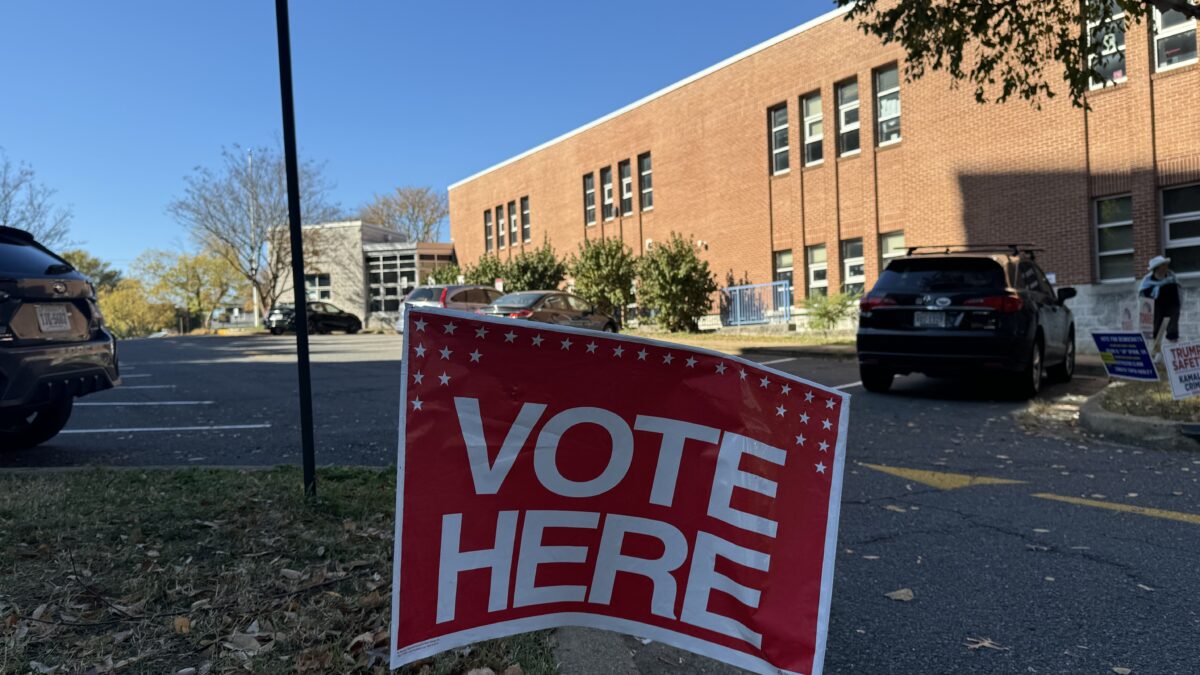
[61,424,271,434]
[758,357,796,366]
[834,381,863,390]
[121,374,152,379]
[118,385,176,390]
[76,401,214,407]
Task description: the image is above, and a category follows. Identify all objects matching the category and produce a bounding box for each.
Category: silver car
[397,285,503,333]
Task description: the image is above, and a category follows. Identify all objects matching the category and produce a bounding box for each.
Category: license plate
[913,311,946,328]
[35,304,72,333]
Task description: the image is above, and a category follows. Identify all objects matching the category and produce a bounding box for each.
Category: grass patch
[622,328,853,352]
[0,467,554,674]
[1102,380,1200,422]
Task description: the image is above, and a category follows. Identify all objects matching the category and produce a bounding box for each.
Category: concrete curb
[1078,383,1200,452]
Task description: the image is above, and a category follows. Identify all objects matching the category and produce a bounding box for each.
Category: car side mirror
[1057,287,1077,302]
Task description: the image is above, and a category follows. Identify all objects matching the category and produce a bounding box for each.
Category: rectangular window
[769,104,790,174]
[601,166,614,220]
[619,160,633,215]
[484,210,493,252]
[875,65,901,145]
[836,80,860,156]
[495,205,505,248]
[1164,184,1200,275]
[880,231,906,262]
[801,93,823,166]
[806,244,828,298]
[638,153,653,210]
[1089,1,1127,89]
[304,273,331,301]
[508,200,518,244]
[1155,3,1198,71]
[583,173,596,225]
[773,249,794,290]
[521,196,531,242]
[1096,195,1134,281]
[841,238,865,295]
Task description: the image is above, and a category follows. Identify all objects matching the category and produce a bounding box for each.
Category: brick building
[447,5,1200,339]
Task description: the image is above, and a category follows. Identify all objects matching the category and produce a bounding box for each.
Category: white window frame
[841,239,866,293]
[1095,195,1135,283]
[619,160,634,215]
[806,245,828,297]
[1154,3,1198,72]
[508,200,518,244]
[1164,183,1200,277]
[1088,2,1127,90]
[304,273,331,301]
[880,231,906,261]
[773,249,794,294]
[836,80,860,157]
[801,93,823,167]
[495,205,505,249]
[601,166,614,221]
[638,153,653,211]
[583,173,596,226]
[484,210,493,251]
[875,65,901,146]
[769,104,790,175]
[521,196,531,242]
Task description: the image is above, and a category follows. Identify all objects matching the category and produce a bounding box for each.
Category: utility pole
[274,0,317,497]
[249,149,261,328]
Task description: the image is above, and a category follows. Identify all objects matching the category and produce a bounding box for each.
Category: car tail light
[859,296,897,312]
[965,295,1024,313]
[508,309,534,319]
[439,287,450,308]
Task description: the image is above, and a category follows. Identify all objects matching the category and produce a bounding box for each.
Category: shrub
[424,264,462,285]
[636,233,718,332]
[804,291,859,334]
[505,240,567,292]
[570,237,637,325]
[463,254,509,287]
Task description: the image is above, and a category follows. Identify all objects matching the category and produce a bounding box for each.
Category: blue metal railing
[722,281,792,326]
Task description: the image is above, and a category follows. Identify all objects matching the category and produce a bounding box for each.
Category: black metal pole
[274,0,317,497]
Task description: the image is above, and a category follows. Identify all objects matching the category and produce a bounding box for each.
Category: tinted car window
[874,258,1006,293]
[0,230,71,276]
[493,292,543,308]
[542,295,568,310]
[565,295,590,312]
[464,288,491,303]
[406,287,440,302]
[484,289,503,303]
[1017,263,1045,295]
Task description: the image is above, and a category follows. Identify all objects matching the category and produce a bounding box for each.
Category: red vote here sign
[390,307,848,675]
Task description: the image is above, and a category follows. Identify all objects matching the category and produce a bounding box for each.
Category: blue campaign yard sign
[1091,332,1159,381]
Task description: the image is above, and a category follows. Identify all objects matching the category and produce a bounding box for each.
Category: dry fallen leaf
[29,662,59,675]
[1112,668,1132,675]
[503,666,524,675]
[964,637,1009,651]
[883,505,907,513]
[294,647,332,672]
[465,669,496,675]
[280,569,304,581]
[173,616,191,635]
[885,588,914,602]
[1136,584,1155,592]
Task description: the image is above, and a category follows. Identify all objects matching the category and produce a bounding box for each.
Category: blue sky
[1,0,834,268]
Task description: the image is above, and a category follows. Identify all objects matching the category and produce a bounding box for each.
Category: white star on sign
[411,398,423,410]
[439,346,452,360]
[826,398,836,409]
[685,356,697,368]
[438,372,451,386]
[819,440,829,452]
[715,362,727,374]
[815,462,827,474]
[504,330,517,343]
[586,341,598,354]
[799,412,810,424]
[443,322,458,335]
[759,376,770,389]
[412,371,424,384]
[822,418,832,430]
[781,383,791,395]
[413,318,427,332]
[531,334,544,347]
[613,345,625,357]
[805,391,814,403]
[475,326,488,339]
[414,344,426,358]
[560,338,573,350]
[662,353,674,365]
[739,369,748,381]
[469,349,482,363]
[796,434,806,446]
[637,348,648,361]
[776,405,787,417]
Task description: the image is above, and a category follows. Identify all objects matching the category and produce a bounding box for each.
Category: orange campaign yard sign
[390,306,849,675]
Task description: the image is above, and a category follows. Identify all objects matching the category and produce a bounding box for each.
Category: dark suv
[856,246,1076,398]
[0,227,120,449]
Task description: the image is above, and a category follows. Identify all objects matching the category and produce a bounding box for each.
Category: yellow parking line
[1031,493,1200,526]
[861,463,1026,491]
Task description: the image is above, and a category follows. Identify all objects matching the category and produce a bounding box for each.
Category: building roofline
[446,4,853,191]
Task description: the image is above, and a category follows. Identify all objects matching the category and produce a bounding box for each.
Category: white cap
[1148,255,1171,271]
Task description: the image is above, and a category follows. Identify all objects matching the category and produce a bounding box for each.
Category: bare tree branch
[357,186,448,243]
[0,147,72,247]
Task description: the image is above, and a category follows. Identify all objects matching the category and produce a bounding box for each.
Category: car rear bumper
[857,329,1031,374]
[0,333,120,409]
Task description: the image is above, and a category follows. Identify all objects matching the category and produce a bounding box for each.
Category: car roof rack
[905,244,1045,259]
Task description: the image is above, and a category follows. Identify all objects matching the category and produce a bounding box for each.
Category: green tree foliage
[134,251,243,328]
[59,249,122,293]
[505,241,567,293]
[98,279,175,338]
[839,0,1198,107]
[570,237,637,324]
[424,263,462,285]
[636,233,718,332]
[463,254,509,286]
[804,291,860,334]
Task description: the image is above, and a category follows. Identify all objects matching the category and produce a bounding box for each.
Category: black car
[856,246,1075,397]
[0,226,120,449]
[477,290,618,332]
[267,301,362,335]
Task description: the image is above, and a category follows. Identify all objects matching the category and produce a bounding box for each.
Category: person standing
[1140,255,1182,342]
